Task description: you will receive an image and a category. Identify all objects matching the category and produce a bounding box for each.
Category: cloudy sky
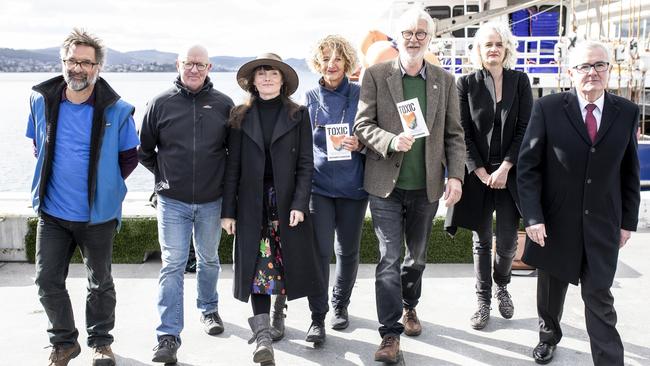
[0,0,397,58]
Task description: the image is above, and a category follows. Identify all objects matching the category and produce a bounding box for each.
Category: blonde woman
[446,21,533,330]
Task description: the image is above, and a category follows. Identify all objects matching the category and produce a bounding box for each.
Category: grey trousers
[369,188,438,337]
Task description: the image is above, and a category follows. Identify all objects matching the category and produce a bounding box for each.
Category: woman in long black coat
[445,22,533,330]
[221,53,324,366]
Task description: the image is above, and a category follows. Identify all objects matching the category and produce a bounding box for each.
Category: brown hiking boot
[48,341,81,366]
[402,308,422,336]
[374,335,400,363]
[93,345,116,366]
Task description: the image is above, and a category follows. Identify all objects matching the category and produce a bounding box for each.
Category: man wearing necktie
[517,41,640,365]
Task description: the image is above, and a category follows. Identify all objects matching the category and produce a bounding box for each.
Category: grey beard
[64,72,98,91]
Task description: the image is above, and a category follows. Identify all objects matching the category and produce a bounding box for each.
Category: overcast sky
[0,0,397,58]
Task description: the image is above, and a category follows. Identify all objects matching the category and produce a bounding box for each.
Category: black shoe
[201,311,225,335]
[533,342,556,364]
[305,320,326,344]
[330,307,349,330]
[152,335,179,364]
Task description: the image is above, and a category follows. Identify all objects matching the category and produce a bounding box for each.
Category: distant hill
[0,47,309,72]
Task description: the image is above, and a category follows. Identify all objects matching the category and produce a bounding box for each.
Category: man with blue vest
[26,28,139,366]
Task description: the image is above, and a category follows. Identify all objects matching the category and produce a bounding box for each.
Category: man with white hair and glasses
[518,41,640,365]
[354,8,465,363]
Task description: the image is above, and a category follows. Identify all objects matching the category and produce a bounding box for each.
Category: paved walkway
[1,232,649,366]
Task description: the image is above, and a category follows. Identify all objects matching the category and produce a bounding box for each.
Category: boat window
[424,6,451,21]
[452,5,479,37]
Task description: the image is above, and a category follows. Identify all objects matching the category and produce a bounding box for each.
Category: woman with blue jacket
[270,35,368,344]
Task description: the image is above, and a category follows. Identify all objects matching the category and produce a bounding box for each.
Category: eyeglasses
[181,61,209,71]
[573,62,610,73]
[62,59,98,70]
[401,31,428,41]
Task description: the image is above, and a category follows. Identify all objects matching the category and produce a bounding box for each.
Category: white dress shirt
[577,92,605,130]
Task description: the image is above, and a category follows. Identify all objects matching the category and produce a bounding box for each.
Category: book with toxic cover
[397,98,429,138]
[325,123,351,161]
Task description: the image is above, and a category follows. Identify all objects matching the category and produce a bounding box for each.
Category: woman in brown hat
[221,53,324,365]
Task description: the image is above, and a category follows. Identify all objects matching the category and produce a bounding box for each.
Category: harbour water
[0,71,320,193]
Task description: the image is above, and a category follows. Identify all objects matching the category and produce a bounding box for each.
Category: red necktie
[585,104,597,144]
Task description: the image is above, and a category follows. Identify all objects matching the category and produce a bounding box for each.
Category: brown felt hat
[236,53,299,96]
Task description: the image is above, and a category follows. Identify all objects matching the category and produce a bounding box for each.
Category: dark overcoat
[517,90,640,288]
[222,102,325,302]
[446,69,533,232]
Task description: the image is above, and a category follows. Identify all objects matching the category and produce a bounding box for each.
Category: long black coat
[517,90,640,288]
[222,102,325,302]
[446,69,532,232]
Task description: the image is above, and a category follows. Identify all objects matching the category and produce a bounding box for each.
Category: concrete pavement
[1,232,649,366]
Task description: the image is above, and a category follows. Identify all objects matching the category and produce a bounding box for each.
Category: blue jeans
[369,188,438,337]
[156,194,222,341]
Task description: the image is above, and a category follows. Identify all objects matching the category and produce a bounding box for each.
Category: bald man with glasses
[138,45,234,364]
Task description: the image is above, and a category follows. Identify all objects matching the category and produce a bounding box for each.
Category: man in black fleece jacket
[138,44,234,365]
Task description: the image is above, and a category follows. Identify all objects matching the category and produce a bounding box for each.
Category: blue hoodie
[305,77,367,200]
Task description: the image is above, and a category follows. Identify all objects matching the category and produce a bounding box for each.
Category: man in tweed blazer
[353,8,465,363]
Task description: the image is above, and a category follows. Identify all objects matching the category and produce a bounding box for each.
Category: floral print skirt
[251,181,286,295]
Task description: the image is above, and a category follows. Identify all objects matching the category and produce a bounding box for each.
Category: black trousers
[537,267,623,366]
[35,212,117,347]
[472,187,519,304]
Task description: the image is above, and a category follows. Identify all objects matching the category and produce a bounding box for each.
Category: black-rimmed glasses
[62,59,98,70]
[401,31,428,41]
[181,61,209,71]
[573,62,610,73]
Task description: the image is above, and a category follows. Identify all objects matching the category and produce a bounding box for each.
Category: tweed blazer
[353,58,465,202]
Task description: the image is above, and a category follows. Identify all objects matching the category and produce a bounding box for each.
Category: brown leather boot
[402,308,422,336]
[92,345,116,366]
[47,341,81,366]
[374,335,400,363]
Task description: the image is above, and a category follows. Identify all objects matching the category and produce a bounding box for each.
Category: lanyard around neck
[313,103,346,129]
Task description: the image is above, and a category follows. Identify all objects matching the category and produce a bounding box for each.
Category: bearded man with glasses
[354,8,465,363]
[27,28,140,366]
[518,40,640,365]
[138,45,234,364]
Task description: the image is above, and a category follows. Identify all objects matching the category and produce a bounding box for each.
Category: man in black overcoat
[517,40,640,365]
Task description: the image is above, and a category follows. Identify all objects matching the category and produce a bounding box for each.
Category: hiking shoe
[152,335,179,364]
[201,311,225,335]
[48,341,81,366]
[331,307,349,330]
[374,335,400,363]
[495,285,514,319]
[470,303,491,330]
[402,308,422,336]
[92,345,116,366]
[305,320,326,344]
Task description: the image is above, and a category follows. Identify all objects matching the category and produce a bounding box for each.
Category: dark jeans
[308,194,368,320]
[538,266,623,366]
[34,212,117,347]
[369,188,438,337]
[472,187,519,304]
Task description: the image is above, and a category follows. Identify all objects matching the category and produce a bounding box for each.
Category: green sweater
[396,75,427,190]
